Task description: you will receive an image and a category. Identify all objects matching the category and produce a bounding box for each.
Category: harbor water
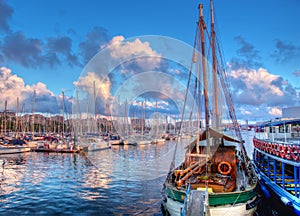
[0,136,284,215]
[0,141,186,215]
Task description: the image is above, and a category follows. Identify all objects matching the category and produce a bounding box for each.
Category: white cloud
[73,71,112,101]
[0,67,63,113]
[230,67,284,97]
[0,67,27,104]
[268,107,282,117]
[108,36,162,72]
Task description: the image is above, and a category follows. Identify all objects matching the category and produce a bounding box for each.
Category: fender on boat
[280,196,292,207]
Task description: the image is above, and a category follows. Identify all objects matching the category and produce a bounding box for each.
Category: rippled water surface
[0,141,186,215]
[0,134,279,215]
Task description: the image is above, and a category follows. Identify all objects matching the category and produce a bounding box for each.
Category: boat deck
[236,164,248,190]
[182,189,206,216]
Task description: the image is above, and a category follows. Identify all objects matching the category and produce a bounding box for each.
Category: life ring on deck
[275,144,280,156]
[269,143,273,154]
[290,146,299,161]
[271,143,276,155]
[286,145,292,160]
[263,142,267,151]
[217,161,232,175]
[279,145,286,159]
[265,142,269,152]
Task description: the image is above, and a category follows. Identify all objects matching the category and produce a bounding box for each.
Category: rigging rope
[168,27,199,172]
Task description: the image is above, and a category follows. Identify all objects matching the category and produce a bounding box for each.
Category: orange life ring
[270,143,273,153]
[291,146,300,162]
[274,144,280,156]
[265,142,269,152]
[290,145,299,161]
[263,142,267,151]
[258,140,262,150]
[256,140,259,149]
[217,161,232,175]
[253,139,257,148]
[279,145,286,159]
[271,143,276,155]
[255,139,259,148]
[286,145,292,160]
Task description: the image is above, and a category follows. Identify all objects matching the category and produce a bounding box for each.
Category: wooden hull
[163,183,258,216]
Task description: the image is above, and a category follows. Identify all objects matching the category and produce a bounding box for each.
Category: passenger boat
[253,118,300,215]
[161,1,258,215]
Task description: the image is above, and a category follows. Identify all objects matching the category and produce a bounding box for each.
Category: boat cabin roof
[258,118,300,127]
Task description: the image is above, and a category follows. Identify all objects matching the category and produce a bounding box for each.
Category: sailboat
[0,100,31,155]
[161,1,258,215]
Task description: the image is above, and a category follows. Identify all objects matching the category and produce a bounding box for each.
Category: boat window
[279,125,290,133]
[270,126,276,133]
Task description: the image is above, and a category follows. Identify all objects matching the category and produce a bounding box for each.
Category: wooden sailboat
[161,1,258,215]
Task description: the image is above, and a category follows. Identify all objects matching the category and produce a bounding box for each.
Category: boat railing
[253,149,300,199]
[253,137,300,162]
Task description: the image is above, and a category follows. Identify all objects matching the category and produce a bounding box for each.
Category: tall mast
[62,91,65,137]
[210,0,219,130]
[15,97,19,137]
[4,100,7,136]
[31,90,36,135]
[199,4,210,153]
[93,81,97,133]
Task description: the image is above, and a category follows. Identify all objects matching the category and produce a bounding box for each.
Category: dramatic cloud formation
[230,67,292,105]
[0,0,73,69]
[73,71,112,101]
[228,67,296,120]
[1,32,80,69]
[2,32,43,68]
[46,36,80,67]
[230,36,262,69]
[0,0,298,123]
[0,67,72,113]
[108,35,162,73]
[79,26,110,65]
[73,35,194,119]
[0,0,13,32]
[271,39,300,63]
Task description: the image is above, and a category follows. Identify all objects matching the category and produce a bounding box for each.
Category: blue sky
[0,0,299,122]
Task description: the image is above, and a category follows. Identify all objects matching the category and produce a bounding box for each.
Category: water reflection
[85,140,187,182]
[0,140,188,215]
[0,153,30,196]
